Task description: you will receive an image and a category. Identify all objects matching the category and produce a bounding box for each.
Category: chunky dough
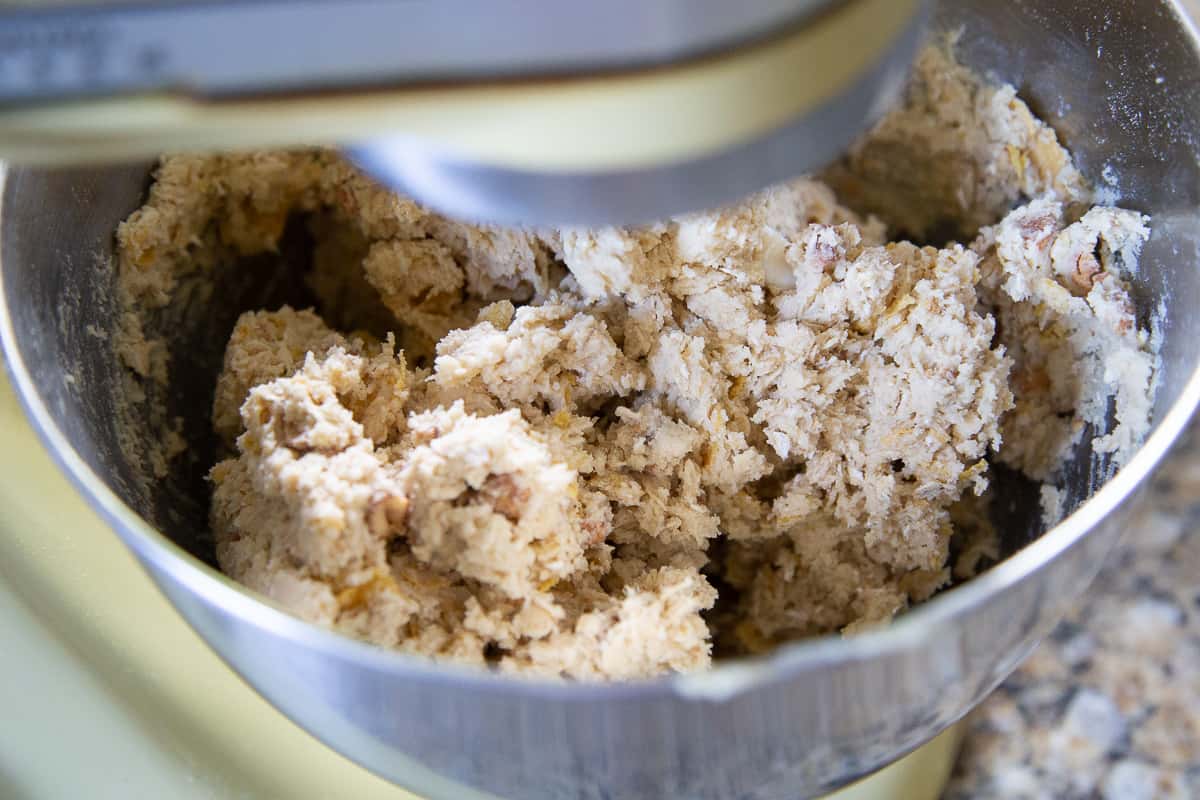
[116,46,1156,678]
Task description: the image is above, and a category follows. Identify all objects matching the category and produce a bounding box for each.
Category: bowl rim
[3,0,1200,699]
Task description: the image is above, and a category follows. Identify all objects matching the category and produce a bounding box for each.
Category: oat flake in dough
[116,46,1156,679]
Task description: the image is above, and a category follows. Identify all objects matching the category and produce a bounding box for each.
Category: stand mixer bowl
[3,2,1200,798]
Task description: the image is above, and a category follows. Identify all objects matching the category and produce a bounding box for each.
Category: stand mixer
[9,1,1200,799]
[0,0,931,224]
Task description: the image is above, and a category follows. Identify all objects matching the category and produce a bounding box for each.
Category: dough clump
[117,47,1156,678]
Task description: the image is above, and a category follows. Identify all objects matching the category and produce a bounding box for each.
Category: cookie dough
[116,46,1156,679]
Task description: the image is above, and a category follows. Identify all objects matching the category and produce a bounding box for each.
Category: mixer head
[0,0,930,225]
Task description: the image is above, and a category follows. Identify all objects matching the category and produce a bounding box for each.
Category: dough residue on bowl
[114,46,1157,679]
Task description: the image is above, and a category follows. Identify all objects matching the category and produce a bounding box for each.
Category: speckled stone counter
[945,426,1200,799]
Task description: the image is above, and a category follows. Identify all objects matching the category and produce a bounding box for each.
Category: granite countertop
[945,425,1200,799]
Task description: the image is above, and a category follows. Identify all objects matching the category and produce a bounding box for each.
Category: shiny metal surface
[2,2,1200,798]
[0,0,840,101]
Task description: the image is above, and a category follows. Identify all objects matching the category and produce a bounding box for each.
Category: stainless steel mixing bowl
[3,2,1199,798]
